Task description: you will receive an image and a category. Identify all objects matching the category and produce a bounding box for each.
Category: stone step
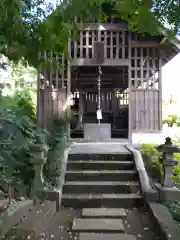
[68,153,132,161]
[63,181,139,194]
[79,233,136,240]
[62,193,142,208]
[72,218,124,233]
[67,161,134,171]
[82,208,126,218]
[65,170,138,182]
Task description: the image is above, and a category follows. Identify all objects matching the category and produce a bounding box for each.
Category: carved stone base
[34,189,62,212]
[155,183,180,202]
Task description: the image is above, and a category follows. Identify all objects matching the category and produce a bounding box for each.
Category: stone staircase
[62,151,143,240]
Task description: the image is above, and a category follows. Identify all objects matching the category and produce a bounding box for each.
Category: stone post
[157,137,180,188]
[29,141,49,199]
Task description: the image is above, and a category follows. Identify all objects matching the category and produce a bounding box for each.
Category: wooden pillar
[159,51,163,130]
[78,90,83,128]
[128,34,132,142]
[112,89,116,129]
[67,28,71,138]
[62,53,65,88]
[67,29,71,99]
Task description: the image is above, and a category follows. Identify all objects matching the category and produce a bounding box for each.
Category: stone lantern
[29,136,49,199]
[157,137,180,188]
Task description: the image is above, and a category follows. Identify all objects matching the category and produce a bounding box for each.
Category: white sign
[96,109,102,120]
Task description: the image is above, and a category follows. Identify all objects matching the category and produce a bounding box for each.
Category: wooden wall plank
[132,89,160,131]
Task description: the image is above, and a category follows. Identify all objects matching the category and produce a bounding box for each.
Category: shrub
[163,114,179,127]
[140,143,162,182]
[10,89,36,121]
[0,88,71,199]
[0,89,36,197]
[43,113,70,188]
[141,140,180,223]
[140,142,180,187]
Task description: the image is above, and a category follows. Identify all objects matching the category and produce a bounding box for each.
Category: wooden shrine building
[37,8,180,142]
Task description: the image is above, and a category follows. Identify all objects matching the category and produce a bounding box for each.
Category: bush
[140,143,180,186]
[0,87,71,199]
[163,114,180,127]
[141,141,180,223]
[10,89,36,121]
[0,89,36,197]
[140,143,162,182]
[43,114,70,188]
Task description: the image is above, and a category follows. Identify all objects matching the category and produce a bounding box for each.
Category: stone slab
[70,142,130,154]
[148,203,180,240]
[72,218,124,232]
[15,201,56,237]
[79,233,136,240]
[0,200,33,238]
[82,208,126,218]
[0,199,8,212]
[84,123,111,140]
[63,193,142,200]
[62,193,142,208]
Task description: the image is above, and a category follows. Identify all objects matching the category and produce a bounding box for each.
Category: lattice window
[116,90,129,105]
[38,51,67,90]
[131,47,159,89]
[71,29,129,59]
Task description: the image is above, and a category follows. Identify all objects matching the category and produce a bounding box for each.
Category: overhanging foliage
[0,0,179,67]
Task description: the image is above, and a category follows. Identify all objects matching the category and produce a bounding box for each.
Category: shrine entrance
[70,66,129,139]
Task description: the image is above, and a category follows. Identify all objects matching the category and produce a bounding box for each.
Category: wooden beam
[73,73,128,77]
[131,40,160,48]
[71,58,129,66]
[77,23,128,31]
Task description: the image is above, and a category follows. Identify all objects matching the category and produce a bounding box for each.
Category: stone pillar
[163,152,174,187]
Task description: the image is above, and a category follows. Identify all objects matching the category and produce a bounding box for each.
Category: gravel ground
[3,205,162,240]
[124,207,161,240]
